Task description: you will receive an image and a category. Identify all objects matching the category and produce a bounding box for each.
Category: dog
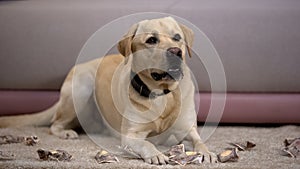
[0,17,217,164]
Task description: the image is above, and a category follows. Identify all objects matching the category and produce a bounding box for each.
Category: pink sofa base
[0,90,59,116]
[197,93,300,123]
[0,90,299,124]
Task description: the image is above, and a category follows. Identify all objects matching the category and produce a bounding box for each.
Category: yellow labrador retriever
[0,17,217,164]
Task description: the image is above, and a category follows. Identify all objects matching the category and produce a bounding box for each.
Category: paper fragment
[95,150,119,163]
[37,149,72,161]
[217,148,239,163]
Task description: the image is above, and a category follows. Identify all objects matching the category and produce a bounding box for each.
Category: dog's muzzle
[151,47,184,81]
[151,68,183,81]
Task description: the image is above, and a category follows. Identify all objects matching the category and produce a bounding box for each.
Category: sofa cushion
[0,0,300,92]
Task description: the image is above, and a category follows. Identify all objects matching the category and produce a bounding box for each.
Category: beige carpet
[0,125,299,169]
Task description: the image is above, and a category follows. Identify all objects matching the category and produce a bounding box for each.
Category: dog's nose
[167,47,182,59]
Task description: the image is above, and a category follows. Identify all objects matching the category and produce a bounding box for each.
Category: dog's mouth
[151,68,183,81]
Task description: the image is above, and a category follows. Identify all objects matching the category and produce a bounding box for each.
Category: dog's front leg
[185,125,218,163]
[122,131,169,165]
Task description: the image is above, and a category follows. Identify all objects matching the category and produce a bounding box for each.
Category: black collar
[130,71,170,99]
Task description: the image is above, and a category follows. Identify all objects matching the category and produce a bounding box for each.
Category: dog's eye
[146,37,159,45]
[173,34,181,42]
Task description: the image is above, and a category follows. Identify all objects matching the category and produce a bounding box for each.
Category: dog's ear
[179,24,194,58]
[118,23,139,64]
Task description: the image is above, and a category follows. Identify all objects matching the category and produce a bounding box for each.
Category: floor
[0,125,299,169]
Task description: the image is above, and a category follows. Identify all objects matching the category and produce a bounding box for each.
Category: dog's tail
[0,102,58,127]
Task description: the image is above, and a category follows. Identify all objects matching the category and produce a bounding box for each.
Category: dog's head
[118,17,194,96]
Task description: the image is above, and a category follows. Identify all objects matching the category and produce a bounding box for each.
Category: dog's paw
[144,153,169,165]
[194,142,218,163]
[59,130,79,139]
[202,151,218,163]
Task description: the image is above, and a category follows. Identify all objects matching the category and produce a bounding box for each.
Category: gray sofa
[1,0,299,123]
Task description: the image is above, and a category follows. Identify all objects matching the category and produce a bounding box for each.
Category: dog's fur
[0,17,216,164]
